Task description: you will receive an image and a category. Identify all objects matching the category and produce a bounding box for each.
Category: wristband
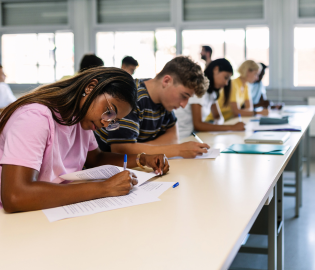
[136,152,146,169]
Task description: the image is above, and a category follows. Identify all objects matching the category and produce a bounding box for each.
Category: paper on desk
[59,165,157,186]
[42,187,160,222]
[169,148,220,160]
[139,181,175,197]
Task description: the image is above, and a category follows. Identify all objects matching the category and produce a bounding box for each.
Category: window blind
[299,0,315,18]
[97,0,170,24]
[183,0,264,21]
[2,1,68,26]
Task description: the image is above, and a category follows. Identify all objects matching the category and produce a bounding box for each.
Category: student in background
[0,65,16,112]
[200,46,212,68]
[0,67,169,213]
[175,58,245,139]
[209,60,268,121]
[61,54,104,80]
[94,56,210,159]
[250,63,283,110]
[121,56,139,75]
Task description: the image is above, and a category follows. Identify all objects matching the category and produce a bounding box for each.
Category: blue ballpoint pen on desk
[123,154,127,170]
[173,182,179,188]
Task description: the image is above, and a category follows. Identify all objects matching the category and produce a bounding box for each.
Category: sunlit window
[96,29,176,78]
[2,32,74,84]
[225,29,245,78]
[182,27,269,85]
[182,29,224,70]
[294,27,315,87]
[246,27,269,86]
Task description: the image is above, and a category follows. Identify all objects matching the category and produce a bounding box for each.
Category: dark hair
[156,56,209,98]
[202,46,212,56]
[122,56,138,67]
[79,54,104,72]
[260,62,268,71]
[204,58,233,106]
[0,67,137,134]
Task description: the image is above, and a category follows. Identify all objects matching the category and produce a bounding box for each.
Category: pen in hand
[238,113,242,122]
[192,132,204,143]
[123,154,127,171]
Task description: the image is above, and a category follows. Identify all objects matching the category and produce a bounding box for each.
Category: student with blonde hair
[207,60,268,121]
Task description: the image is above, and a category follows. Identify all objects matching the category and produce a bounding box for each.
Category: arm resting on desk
[191,104,245,131]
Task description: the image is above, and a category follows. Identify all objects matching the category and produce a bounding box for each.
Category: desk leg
[306,126,310,178]
[277,174,284,270]
[268,184,277,270]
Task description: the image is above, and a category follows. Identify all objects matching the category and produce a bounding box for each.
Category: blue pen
[238,113,242,122]
[173,182,179,188]
[123,154,127,170]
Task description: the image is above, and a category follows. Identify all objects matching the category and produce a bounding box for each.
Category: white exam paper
[60,165,157,186]
[42,187,160,222]
[139,181,175,197]
[169,148,220,160]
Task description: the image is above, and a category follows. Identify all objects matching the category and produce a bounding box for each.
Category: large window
[294,26,315,87]
[182,27,269,85]
[96,29,176,78]
[2,32,74,84]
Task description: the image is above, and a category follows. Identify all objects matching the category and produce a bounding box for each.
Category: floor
[229,162,315,270]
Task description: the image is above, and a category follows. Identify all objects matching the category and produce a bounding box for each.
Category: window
[96,29,176,78]
[246,27,269,86]
[294,27,315,87]
[2,32,74,84]
[182,29,224,70]
[182,27,269,85]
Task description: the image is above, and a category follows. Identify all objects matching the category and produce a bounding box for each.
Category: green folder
[221,144,290,155]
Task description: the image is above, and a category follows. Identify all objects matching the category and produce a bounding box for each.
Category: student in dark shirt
[94,56,210,158]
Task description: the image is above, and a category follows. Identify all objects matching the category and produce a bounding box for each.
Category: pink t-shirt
[0,103,98,206]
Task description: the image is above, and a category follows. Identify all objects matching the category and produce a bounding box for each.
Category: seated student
[250,63,283,110]
[61,54,104,80]
[0,65,16,112]
[94,56,210,158]
[175,58,245,139]
[121,56,139,75]
[207,60,268,121]
[0,67,169,213]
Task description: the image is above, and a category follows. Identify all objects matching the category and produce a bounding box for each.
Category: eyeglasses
[101,95,120,131]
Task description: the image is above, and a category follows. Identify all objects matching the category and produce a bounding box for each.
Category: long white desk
[0,107,314,270]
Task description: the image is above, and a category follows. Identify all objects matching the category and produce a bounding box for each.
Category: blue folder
[259,116,289,125]
[221,144,290,155]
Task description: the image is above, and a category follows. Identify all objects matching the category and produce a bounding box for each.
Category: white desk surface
[0,107,314,270]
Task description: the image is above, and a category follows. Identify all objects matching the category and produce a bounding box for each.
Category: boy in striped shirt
[94,56,210,158]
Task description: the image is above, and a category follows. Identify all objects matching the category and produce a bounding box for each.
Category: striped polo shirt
[94,79,177,152]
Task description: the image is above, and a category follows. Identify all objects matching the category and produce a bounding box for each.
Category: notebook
[221,144,290,155]
[244,132,290,144]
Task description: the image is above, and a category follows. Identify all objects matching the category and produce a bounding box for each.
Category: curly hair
[156,56,209,98]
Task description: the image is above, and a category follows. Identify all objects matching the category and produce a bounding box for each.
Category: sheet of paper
[253,124,301,131]
[169,148,220,160]
[139,181,175,197]
[59,165,157,186]
[42,187,160,222]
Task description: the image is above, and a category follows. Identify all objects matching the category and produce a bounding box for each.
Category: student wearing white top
[0,65,16,111]
[175,59,245,139]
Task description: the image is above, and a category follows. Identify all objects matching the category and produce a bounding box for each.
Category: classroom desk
[0,107,314,270]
